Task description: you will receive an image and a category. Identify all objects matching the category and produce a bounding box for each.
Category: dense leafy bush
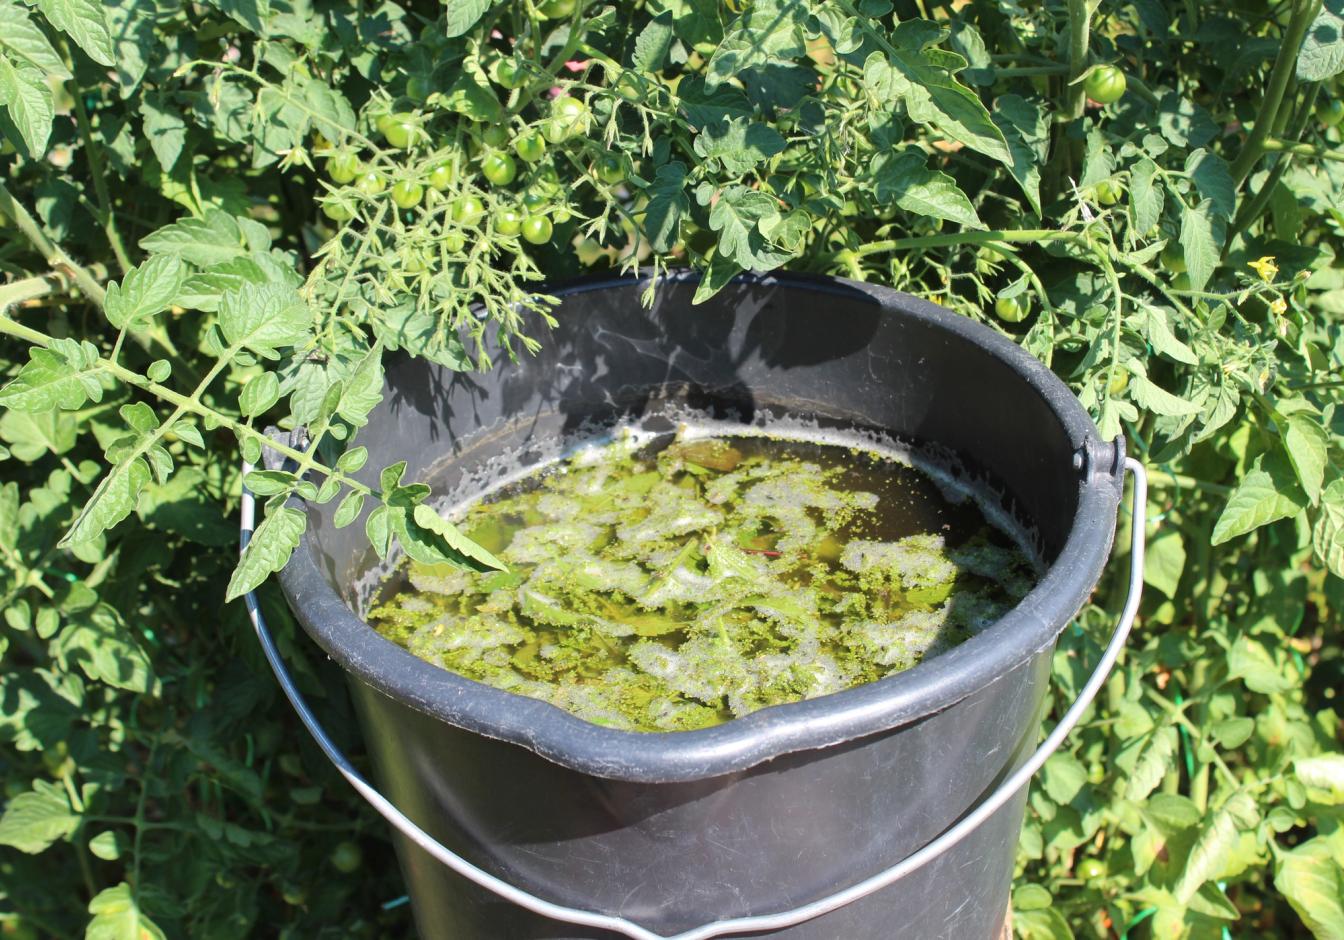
[1,0,1342,937]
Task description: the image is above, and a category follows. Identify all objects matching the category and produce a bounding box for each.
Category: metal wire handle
[241,457,1147,940]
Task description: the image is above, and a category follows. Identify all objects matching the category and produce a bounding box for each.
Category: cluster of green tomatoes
[315,89,619,255]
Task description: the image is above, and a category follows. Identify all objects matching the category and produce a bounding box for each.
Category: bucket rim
[276,271,1124,783]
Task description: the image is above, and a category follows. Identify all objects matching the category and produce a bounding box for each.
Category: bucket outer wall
[273,274,1124,939]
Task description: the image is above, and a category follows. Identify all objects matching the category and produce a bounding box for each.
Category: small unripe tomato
[1077,858,1108,882]
[495,207,524,236]
[325,151,360,184]
[443,231,466,252]
[481,152,517,186]
[354,170,385,196]
[1094,180,1122,205]
[330,841,363,873]
[521,214,553,245]
[544,96,588,142]
[427,161,457,191]
[1084,65,1126,105]
[382,113,421,149]
[392,180,424,209]
[538,0,576,18]
[1317,98,1344,128]
[451,195,486,227]
[522,190,549,212]
[1107,369,1130,396]
[1161,243,1186,274]
[494,58,524,90]
[595,155,625,185]
[481,124,509,149]
[994,295,1031,323]
[321,197,355,222]
[514,132,546,163]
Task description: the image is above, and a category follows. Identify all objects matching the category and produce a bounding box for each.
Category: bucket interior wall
[277,274,1120,939]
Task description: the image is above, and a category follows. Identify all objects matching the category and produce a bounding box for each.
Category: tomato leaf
[1275,840,1344,939]
[410,503,506,571]
[0,56,52,157]
[226,505,306,601]
[0,781,79,853]
[1211,454,1307,545]
[104,256,188,330]
[1313,479,1344,579]
[1298,0,1344,82]
[33,0,115,66]
[445,0,492,38]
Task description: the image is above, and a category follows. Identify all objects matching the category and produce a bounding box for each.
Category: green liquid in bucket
[367,432,1036,732]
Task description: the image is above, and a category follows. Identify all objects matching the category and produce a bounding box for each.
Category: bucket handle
[241,457,1146,940]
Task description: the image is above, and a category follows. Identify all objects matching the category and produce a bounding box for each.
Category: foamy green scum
[368,435,1035,732]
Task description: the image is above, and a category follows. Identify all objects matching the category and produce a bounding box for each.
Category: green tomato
[1084,65,1126,105]
[482,124,509,149]
[374,112,395,136]
[538,0,576,18]
[1161,242,1186,274]
[321,197,355,222]
[551,205,573,225]
[354,170,386,196]
[521,214,553,245]
[444,231,466,252]
[1317,98,1344,128]
[514,132,546,163]
[451,195,486,227]
[1171,271,1192,291]
[494,58,525,90]
[428,161,457,191]
[481,152,518,186]
[543,96,588,142]
[1094,180,1122,206]
[595,155,625,185]
[495,207,524,236]
[392,180,424,209]
[402,251,426,274]
[994,295,1030,323]
[1107,369,1130,396]
[281,885,307,907]
[325,151,360,184]
[1077,858,1108,882]
[521,190,549,212]
[330,841,363,873]
[382,113,421,149]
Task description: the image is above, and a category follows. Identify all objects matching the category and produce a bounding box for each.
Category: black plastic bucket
[271,273,1126,939]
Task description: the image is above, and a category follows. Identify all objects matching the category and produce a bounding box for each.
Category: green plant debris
[368,434,1035,731]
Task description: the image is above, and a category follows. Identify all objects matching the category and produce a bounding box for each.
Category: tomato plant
[0,2,1342,939]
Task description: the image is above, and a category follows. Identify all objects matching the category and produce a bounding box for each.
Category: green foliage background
[0,0,1343,937]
